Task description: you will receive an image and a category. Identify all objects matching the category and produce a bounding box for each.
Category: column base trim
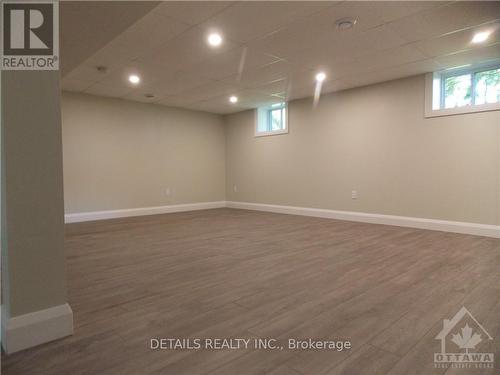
[2,303,74,354]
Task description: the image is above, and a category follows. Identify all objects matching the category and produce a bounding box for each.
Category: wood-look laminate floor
[2,208,500,375]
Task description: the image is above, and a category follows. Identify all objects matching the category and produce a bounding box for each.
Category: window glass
[474,68,500,105]
[444,74,472,109]
[256,102,288,136]
[270,109,283,130]
[427,64,500,117]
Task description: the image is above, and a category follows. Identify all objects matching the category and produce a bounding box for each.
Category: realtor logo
[1,1,59,70]
[434,306,494,369]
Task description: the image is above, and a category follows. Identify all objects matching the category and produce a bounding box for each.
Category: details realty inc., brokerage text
[151,338,352,351]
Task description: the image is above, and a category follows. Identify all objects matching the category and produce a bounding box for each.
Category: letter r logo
[3,3,54,55]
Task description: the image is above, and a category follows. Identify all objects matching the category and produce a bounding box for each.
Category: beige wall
[225,75,500,226]
[61,92,226,213]
[2,71,68,317]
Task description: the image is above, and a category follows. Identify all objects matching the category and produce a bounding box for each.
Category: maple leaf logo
[451,324,482,353]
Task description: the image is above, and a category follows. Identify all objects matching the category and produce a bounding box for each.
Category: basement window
[255,102,288,137]
[425,62,500,117]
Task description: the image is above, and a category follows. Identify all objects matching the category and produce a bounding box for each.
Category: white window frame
[254,102,289,137]
[424,62,500,118]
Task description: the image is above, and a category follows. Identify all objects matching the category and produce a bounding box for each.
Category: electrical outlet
[351,190,358,200]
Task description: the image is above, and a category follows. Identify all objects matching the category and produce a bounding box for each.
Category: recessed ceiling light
[229,95,238,103]
[315,72,326,82]
[144,93,155,98]
[335,17,357,30]
[128,74,140,84]
[471,31,490,44]
[208,33,223,47]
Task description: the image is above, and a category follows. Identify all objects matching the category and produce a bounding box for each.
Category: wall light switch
[165,187,171,196]
[233,184,238,193]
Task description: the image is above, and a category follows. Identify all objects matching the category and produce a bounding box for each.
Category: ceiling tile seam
[181,61,292,94]
[393,17,500,49]
[437,40,500,59]
[185,1,238,27]
[434,18,500,39]
[228,1,341,48]
[362,0,456,36]
[183,53,287,83]
[295,30,497,76]
[143,11,193,33]
[100,4,194,54]
[109,8,247,73]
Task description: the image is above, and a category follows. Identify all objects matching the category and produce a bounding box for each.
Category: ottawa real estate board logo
[434,306,494,369]
[1,1,59,70]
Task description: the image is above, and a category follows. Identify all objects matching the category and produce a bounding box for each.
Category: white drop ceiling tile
[435,43,500,68]
[286,78,352,101]
[61,78,94,92]
[253,79,290,96]
[281,24,408,71]
[247,6,346,61]
[342,25,409,58]
[340,45,428,76]
[223,60,295,88]
[64,63,114,83]
[152,1,234,26]
[191,103,239,114]
[94,64,162,90]
[121,91,162,104]
[146,72,214,97]
[197,89,276,109]
[320,79,354,94]
[175,81,240,102]
[84,83,132,98]
[125,60,179,78]
[266,77,317,101]
[247,67,318,98]
[239,91,281,104]
[190,98,245,114]
[286,83,316,101]
[387,58,444,77]
[202,1,335,44]
[191,47,280,81]
[140,25,240,72]
[287,74,340,99]
[84,44,132,69]
[329,1,431,31]
[414,27,500,58]
[283,45,355,73]
[93,60,210,97]
[108,12,191,59]
[289,68,324,89]
[239,96,284,108]
[376,1,451,24]
[247,27,316,62]
[156,96,199,108]
[346,58,442,86]
[388,1,500,43]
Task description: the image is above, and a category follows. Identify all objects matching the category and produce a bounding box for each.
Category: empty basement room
[1,1,500,374]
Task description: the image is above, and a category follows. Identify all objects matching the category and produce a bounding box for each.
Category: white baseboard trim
[64,200,500,238]
[65,201,226,223]
[226,201,500,239]
[2,303,74,354]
